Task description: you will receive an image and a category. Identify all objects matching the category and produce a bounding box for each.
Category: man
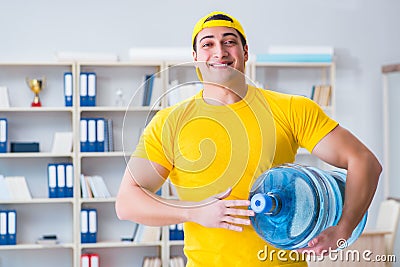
[116,11,382,266]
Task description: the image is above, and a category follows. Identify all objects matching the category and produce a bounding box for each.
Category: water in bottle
[249,163,367,250]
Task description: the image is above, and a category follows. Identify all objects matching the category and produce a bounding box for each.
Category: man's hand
[188,188,255,232]
[297,225,351,255]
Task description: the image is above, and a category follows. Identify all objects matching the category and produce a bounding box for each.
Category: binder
[80,209,89,243]
[0,210,7,245]
[176,223,184,240]
[64,72,73,107]
[87,119,97,152]
[0,118,7,153]
[80,119,88,152]
[80,72,88,106]
[88,209,97,243]
[65,163,73,198]
[107,119,114,152]
[87,72,96,106]
[7,210,16,245]
[57,164,66,198]
[90,253,100,267]
[169,224,176,240]
[47,164,58,198]
[104,119,109,152]
[81,254,90,267]
[96,118,105,152]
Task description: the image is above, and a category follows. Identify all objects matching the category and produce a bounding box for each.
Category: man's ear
[243,44,249,62]
[192,50,197,61]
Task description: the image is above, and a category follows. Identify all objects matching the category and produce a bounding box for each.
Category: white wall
[1,0,399,260]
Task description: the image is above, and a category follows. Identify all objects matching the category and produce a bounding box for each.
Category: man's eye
[225,40,237,46]
[202,43,211,48]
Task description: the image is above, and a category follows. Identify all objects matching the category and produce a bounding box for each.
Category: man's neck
[202,77,248,106]
[202,84,247,105]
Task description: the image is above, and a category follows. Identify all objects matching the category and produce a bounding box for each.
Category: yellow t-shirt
[133,85,338,266]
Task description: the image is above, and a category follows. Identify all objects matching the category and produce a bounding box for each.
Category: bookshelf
[249,61,336,168]
[0,59,334,267]
[0,62,76,267]
[382,63,400,200]
[0,61,182,267]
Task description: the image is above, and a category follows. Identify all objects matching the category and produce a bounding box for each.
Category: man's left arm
[302,125,382,254]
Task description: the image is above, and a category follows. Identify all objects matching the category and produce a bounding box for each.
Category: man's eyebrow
[222,32,239,39]
[198,32,239,43]
[199,35,214,43]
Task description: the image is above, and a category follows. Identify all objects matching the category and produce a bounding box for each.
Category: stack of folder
[80,72,97,107]
[169,223,184,241]
[81,208,97,243]
[80,118,113,152]
[0,209,16,245]
[47,163,74,198]
[81,253,99,267]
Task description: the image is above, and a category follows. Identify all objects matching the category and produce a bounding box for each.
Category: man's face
[193,26,248,84]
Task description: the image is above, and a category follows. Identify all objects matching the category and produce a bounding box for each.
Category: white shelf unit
[249,61,336,167]
[0,62,76,267]
[382,63,400,200]
[75,61,168,267]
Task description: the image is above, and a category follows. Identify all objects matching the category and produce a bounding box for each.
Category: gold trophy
[26,77,46,107]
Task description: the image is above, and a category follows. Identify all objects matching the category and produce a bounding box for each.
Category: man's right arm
[115,157,254,231]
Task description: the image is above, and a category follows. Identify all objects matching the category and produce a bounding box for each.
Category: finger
[225,208,255,217]
[224,199,251,207]
[219,222,243,232]
[222,215,251,226]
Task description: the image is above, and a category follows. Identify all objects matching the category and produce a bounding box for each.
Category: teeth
[211,63,228,67]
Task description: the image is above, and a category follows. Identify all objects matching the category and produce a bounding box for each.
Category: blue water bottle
[249,164,367,250]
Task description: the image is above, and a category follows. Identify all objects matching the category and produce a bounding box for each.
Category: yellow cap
[192,11,246,50]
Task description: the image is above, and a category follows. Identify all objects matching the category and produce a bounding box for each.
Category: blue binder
[7,210,16,245]
[87,73,96,107]
[81,209,89,243]
[96,119,105,152]
[0,210,7,245]
[80,119,88,152]
[65,163,74,198]
[56,164,66,198]
[80,73,88,106]
[47,164,58,198]
[88,209,97,243]
[0,118,7,153]
[176,223,184,240]
[87,119,97,152]
[64,72,73,107]
[169,224,176,240]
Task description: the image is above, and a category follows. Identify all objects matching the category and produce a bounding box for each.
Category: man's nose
[213,43,228,58]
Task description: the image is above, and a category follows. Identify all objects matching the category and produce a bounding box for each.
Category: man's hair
[192,13,247,52]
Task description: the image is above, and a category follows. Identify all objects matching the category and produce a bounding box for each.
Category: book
[311,85,332,106]
[87,175,111,198]
[0,86,10,108]
[133,224,161,243]
[55,51,118,62]
[267,45,334,55]
[129,46,192,62]
[36,234,59,245]
[256,54,333,63]
[51,132,73,154]
[2,176,32,200]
